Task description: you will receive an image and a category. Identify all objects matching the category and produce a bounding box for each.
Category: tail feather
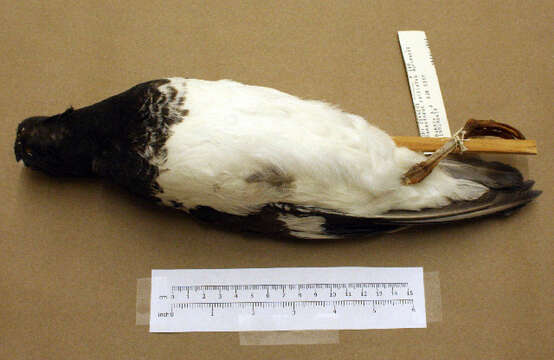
[439,157,524,190]
[375,189,541,225]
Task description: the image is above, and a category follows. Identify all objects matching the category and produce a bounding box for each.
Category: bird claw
[462,119,525,140]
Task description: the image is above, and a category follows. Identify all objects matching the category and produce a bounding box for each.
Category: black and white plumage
[14,78,540,239]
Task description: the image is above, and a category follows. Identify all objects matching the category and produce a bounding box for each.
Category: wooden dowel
[392,136,537,155]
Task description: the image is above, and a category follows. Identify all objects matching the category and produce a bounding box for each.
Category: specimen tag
[150,267,426,332]
[398,31,451,137]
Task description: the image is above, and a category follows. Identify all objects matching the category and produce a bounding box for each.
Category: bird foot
[402,119,526,185]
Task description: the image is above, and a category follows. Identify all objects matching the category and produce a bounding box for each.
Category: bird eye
[25,148,33,156]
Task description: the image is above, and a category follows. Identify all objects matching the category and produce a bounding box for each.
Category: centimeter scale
[150,267,426,332]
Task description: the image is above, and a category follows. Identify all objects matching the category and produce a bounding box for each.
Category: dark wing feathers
[188,204,407,238]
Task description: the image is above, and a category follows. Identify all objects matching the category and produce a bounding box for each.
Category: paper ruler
[149,267,426,332]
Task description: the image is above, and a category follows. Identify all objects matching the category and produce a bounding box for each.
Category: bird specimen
[14,78,540,239]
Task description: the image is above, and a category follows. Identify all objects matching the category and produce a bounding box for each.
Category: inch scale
[150,268,426,332]
[173,299,416,318]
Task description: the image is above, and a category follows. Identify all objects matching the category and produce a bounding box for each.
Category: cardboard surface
[1,1,552,359]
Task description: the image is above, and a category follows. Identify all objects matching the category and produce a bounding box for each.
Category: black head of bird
[14,108,97,177]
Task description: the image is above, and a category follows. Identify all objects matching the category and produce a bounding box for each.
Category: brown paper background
[1,1,552,359]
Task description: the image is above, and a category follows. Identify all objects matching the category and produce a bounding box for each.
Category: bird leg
[402,119,526,185]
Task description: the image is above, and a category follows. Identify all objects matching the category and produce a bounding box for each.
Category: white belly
[153,78,486,216]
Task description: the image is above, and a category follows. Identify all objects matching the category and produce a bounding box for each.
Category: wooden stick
[392,136,537,155]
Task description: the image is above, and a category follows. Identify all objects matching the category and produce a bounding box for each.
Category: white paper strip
[150,267,426,332]
[398,31,451,137]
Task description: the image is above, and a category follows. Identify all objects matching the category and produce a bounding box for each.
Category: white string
[453,128,468,153]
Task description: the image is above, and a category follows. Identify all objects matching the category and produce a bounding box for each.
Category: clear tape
[136,278,151,326]
[136,270,442,343]
[424,271,442,323]
[239,330,339,346]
